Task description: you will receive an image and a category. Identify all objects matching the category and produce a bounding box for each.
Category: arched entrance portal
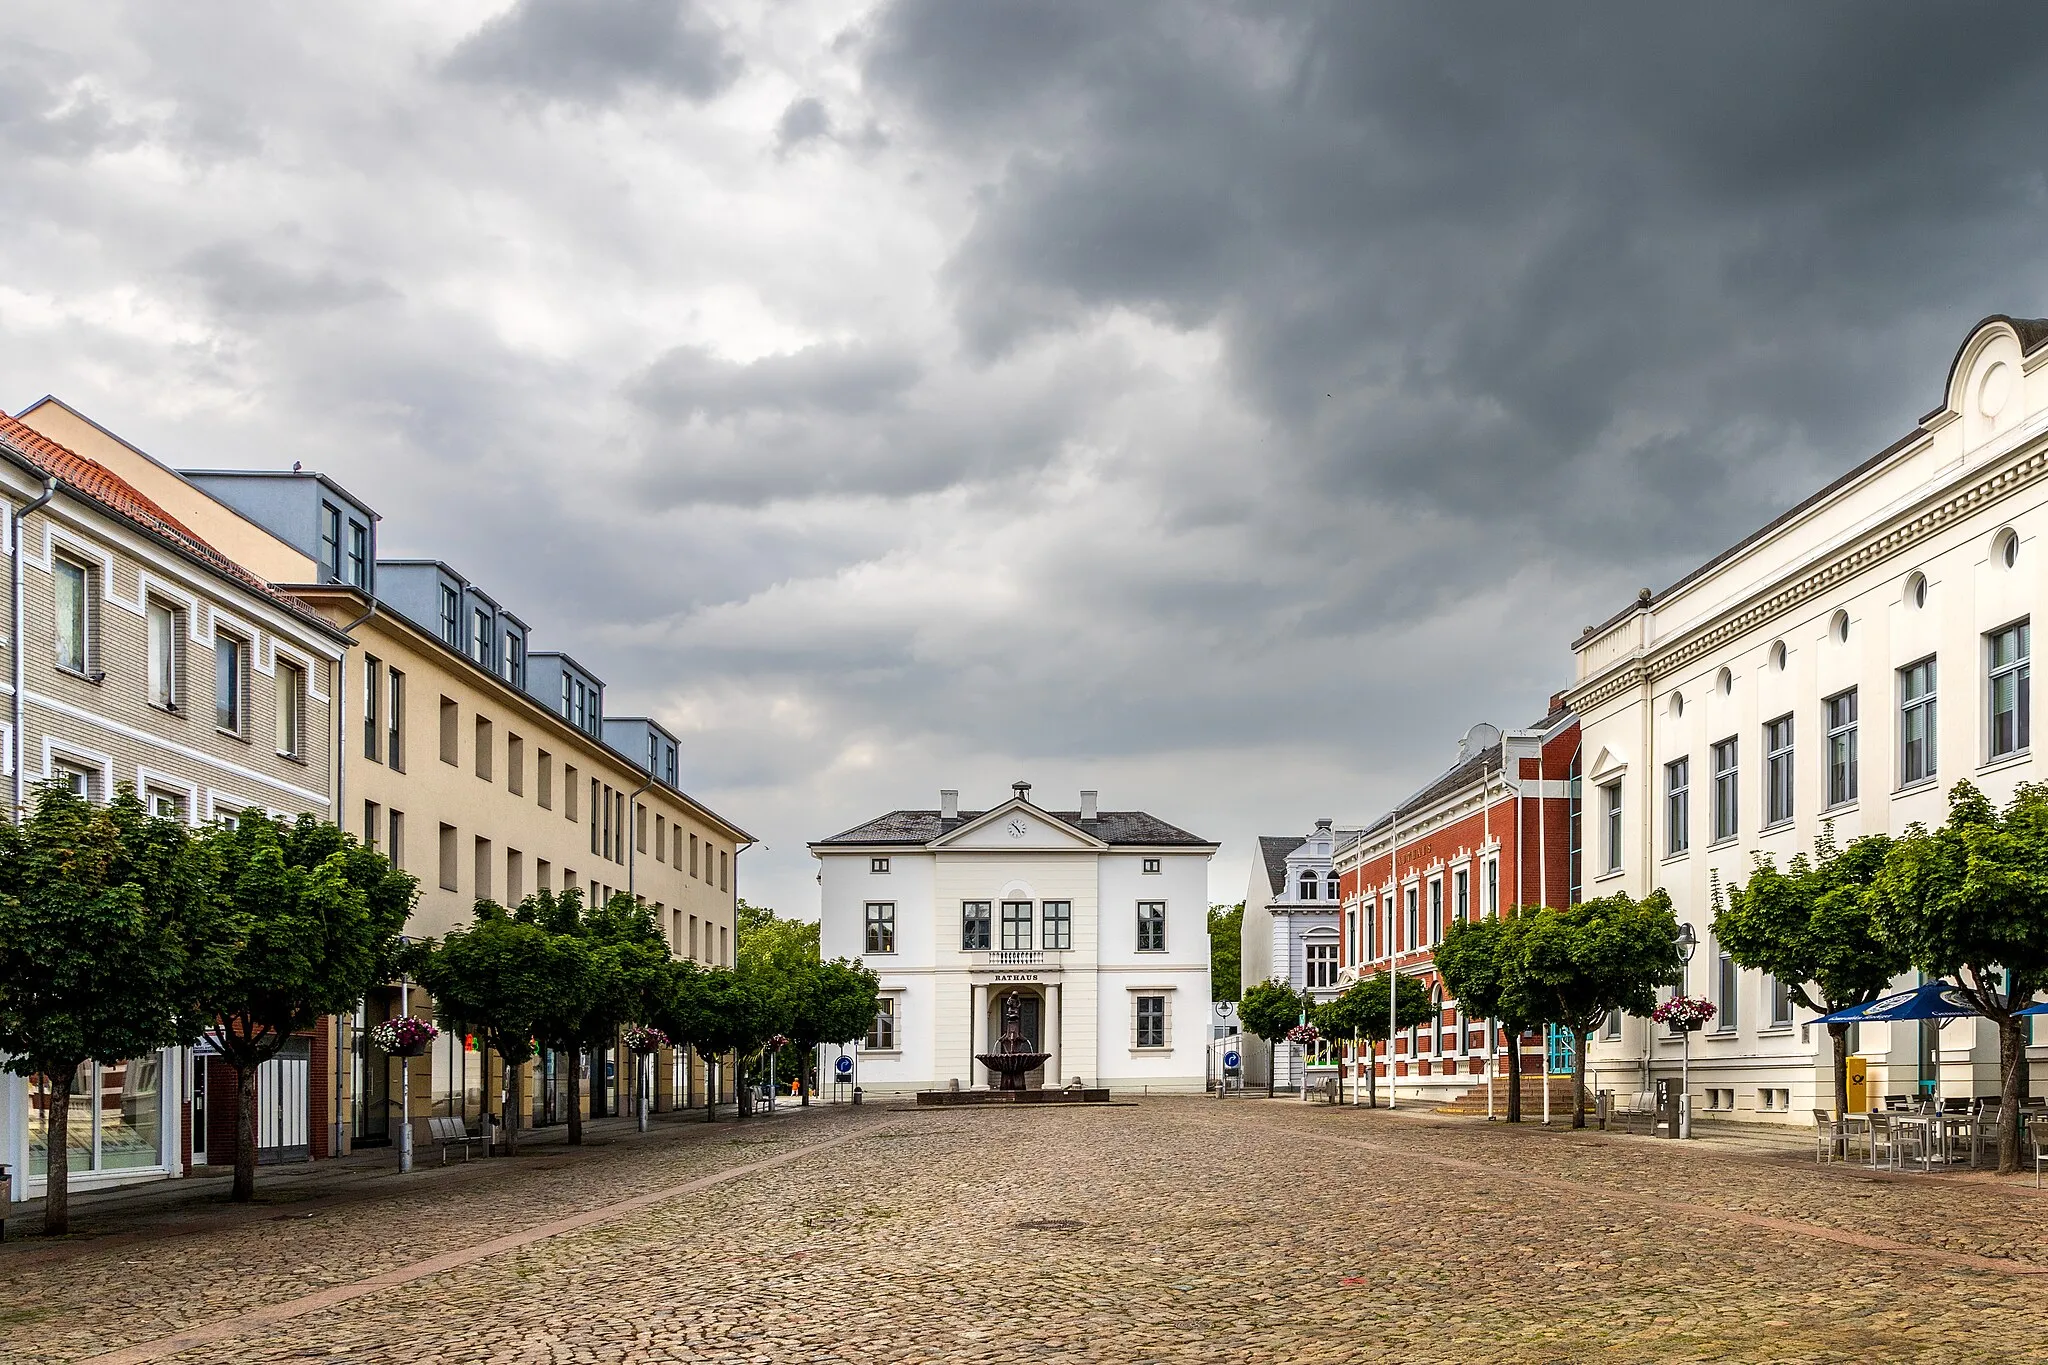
[984,988,1047,1090]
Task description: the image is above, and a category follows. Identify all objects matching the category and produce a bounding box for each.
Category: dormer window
[439,585,461,647]
[471,608,493,667]
[1298,873,1318,901]
[1326,874,1340,900]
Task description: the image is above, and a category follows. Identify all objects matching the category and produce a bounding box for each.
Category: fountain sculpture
[975,990,1051,1090]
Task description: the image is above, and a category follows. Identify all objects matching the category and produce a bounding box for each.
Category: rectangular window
[1603,1008,1622,1040]
[1665,757,1690,855]
[439,584,460,647]
[1602,781,1623,871]
[1770,976,1793,1028]
[438,823,458,892]
[864,902,895,954]
[214,634,245,734]
[363,799,380,850]
[1716,950,1738,1032]
[474,715,492,781]
[439,697,459,765]
[537,857,550,892]
[362,656,380,760]
[1712,737,1739,841]
[275,658,305,758]
[54,762,94,800]
[347,521,367,587]
[1142,857,1161,874]
[560,673,571,720]
[1000,899,1033,950]
[507,848,523,903]
[962,901,992,950]
[1306,942,1338,989]
[1404,886,1418,949]
[387,668,405,771]
[637,803,648,854]
[507,734,524,796]
[1825,690,1858,807]
[146,600,179,710]
[594,779,605,856]
[474,837,493,901]
[538,750,553,809]
[1901,657,1937,785]
[1137,901,1166,951]
[1043,900,1072,950]
[54,557,90,673]
[1428,879,1443,943]
[1990,622,2030,759]
[866,997,898,1050]
[1454,868,1469,923]
[689,832,698,876]
[1345,908,1359,965]
[565,765,578,821]
[1485,859,1498,915]
[1764,714,1794,826]
[471,607,493,668]
[506,631,525,689]
[1135,995,1166,1049]
[320,503,342,579]
[656,815,666,862]
[720,849,728,890]
[870,856,890,874]
[388,810,404,870]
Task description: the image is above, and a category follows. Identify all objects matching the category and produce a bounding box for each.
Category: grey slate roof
[813,808,1214,848]
[1346,703,1576,843]
[1257,836,1301,898]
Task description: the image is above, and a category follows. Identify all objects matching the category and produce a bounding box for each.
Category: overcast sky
[6,1,2048,918]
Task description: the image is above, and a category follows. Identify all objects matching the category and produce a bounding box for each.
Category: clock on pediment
[1006,818,1029,838]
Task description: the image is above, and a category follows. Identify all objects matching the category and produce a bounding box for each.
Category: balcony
[986,949,1045,967]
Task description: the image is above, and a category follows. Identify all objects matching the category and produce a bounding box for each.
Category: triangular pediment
[932,799,1107,851]
[1587,744,1628,781]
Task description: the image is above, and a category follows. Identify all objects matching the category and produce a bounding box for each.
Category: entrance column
[1044,983,1061,1088]
[970,983,989,1089]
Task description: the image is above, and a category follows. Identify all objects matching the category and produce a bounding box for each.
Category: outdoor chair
[1970,1100,2004,1168]
[1882,1095,1912,1112]
[2031,1116,2048,1189]
[1864,1113,1898,1170]
[1812,1109,1844,1164]
[426,1115,482,1164]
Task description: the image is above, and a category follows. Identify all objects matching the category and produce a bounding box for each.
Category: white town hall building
[812,783,1216,1095]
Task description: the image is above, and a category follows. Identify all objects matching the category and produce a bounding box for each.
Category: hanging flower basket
[1652,995,1716,1034]
[622,1024,671,1053]
[768,1034,791,1051]
[370,1016,439,1058]
[1286,1023,1322,1048]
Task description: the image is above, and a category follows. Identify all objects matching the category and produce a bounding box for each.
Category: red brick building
[1333,700,1581,1105]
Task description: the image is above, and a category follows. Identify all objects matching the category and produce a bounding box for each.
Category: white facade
[1570,315,2048,1123]
[812,782,1216,1094]
[1240,820,1345,1090]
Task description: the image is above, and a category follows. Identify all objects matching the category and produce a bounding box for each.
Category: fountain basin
[976,1051,1051,1090]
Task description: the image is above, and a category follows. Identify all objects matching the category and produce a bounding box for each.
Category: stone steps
[1436,1075,1588,1116]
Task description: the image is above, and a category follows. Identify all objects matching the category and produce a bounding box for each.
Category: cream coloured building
[812,782,1215,1095]
[12,397,751,1157]
[1569,315,2048,1122]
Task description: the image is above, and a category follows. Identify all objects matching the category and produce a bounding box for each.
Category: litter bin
[1655,1078,1679,1138]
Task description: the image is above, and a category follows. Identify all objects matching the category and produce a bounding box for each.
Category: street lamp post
[1676,923,1698,1140]
[397,936,414,1175]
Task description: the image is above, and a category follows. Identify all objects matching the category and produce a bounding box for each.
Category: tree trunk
[567,1049,583,1146]
[233,1063,260,1203]
[503,1055,522,1156]
[800,1042,812,1106]
[38,1063,78,1236]
[1266,1041,1276,1098]
[1505,1034,1523,1124]
[1999,1014,2026,1174]
[1366,1040,1377,1107]
[736,1056,751,1121]
[704,1054,718,1122]
[1829,1022,1851,1118]
[1570,1027,1590,1129]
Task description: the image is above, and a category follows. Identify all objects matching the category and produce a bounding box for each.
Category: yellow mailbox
[1845,1056,1869,1114]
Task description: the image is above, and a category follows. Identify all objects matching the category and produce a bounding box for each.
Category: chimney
[1013,780,1033,804]
[1315,817,1332,831]
[1079,790,1098,821]
[940,789,959,821]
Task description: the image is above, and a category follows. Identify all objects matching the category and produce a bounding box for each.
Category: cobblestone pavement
[7,1098,2048,1364]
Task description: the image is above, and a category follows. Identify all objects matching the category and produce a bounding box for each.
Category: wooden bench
[426,1115,483,1164]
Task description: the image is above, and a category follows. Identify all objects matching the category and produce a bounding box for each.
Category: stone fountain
[976,990,1051,1091]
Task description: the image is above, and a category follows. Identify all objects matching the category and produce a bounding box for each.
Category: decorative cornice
[1571,429,2048,716]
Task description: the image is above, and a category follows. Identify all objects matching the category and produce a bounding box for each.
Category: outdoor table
[1890,1114,1942,1172]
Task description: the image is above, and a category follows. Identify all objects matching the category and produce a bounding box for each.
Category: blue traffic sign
[833,1055,854,1077]
[1223,1050,1241,1070]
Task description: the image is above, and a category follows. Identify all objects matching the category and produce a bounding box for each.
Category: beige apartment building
[13,397,750,1162]
[0,410,350,1199]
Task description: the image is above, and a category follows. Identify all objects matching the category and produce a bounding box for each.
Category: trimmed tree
[418,903,580,1155]
[1238,979,1307,1096]
[1436,914,1543,1123]
[517,889,667,1143]
[1513,890,1683,1128]
[0,782,219,1235]
[195,810,415,1201]
[737,900,826,1094]
[670,966,782,1121]
[1872,781,2048,1174]
[1714,828,1905,1118]
[1208,902,1245,1003]
[784,959,882,1106]
[1315,970,1433,1108]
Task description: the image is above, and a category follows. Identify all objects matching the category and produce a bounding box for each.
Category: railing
[986,949,1046,966]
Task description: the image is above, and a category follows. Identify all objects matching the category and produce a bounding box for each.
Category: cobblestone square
[5,1099,2047,1364]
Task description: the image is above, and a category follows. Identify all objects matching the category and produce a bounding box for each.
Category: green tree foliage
[1435,914,1543,1122]
[1237,978,1307,1097]
[1514,890,1683,1129]
[782,958,881,1106]
[0,782,218,1235]
[661,963,783,1121]
[737,900,830,1096]
[418,903,575,1155]
[1315,970,1433,1108]
[1208,901,1244,1003]
[1872,781,2048,1173]
[1715,828,1904,1117]
[195,809,416,1199]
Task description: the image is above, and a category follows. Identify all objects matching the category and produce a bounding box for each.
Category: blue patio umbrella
[2019,998,2048,1017]
[1813,981,1982,1024]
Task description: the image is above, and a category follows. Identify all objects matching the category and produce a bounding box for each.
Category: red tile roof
[0,411,345,638]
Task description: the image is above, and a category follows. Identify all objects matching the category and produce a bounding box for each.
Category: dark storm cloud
[178,242,396,322]
[775,96,831,152]
[869,0,2048,572]
[0,49,139,160]
[444,0,742,106]
[632,341,918,421]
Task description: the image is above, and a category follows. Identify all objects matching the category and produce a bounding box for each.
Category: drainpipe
[332,595,376,1162]
[625,771,656,1132]
[10,476,57,820]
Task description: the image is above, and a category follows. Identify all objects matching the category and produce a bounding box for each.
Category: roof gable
[932,799,1108,851]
